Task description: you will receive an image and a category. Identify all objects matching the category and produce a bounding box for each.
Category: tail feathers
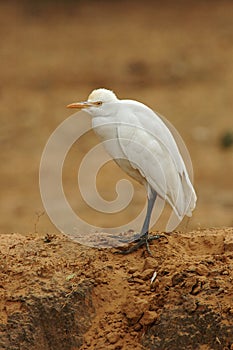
[165,171,196,220]
[176,172,197,218]
[148,171,197,221]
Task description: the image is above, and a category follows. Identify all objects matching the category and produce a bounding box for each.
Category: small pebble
[128,267,138,274]
[107,333,120,344]
[134,323,142,331]
[195,264,209,276]
[140,310,158,326]
[221,270,229,275]
[40,250,48,257]
[143,257,158,271]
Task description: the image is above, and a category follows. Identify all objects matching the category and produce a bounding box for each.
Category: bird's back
[92,98,197,220]
[118,99,197,219]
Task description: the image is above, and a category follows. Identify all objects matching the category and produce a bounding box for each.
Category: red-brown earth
[0,1,233,349]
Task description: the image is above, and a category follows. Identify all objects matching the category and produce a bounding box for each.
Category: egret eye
[95,101,102,106]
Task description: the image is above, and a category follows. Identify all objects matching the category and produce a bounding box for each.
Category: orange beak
[66,101,93,109]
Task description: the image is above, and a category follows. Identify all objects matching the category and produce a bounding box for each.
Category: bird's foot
[114,233,166,255]
[116,232,144,244]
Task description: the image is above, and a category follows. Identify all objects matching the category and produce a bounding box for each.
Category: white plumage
[67,88,197,253]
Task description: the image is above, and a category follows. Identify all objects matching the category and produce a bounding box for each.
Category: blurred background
[1,0,232,235]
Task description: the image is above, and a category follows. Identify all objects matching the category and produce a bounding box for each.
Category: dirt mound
[0,228,233,349]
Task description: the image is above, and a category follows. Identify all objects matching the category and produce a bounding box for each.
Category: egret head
[88,88,117,104]
[67,88,118,115]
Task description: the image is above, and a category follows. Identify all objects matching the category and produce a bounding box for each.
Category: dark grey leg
[115,189,165,255]
[140,189,157,236]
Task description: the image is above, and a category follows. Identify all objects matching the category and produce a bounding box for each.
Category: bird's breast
[92,117,146,185]
[92,116,125,159]
[92,116,119,140]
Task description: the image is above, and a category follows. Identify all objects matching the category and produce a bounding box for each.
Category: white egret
[67,88,197,254]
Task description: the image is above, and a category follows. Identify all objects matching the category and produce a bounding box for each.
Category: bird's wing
[116,101,196,218]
